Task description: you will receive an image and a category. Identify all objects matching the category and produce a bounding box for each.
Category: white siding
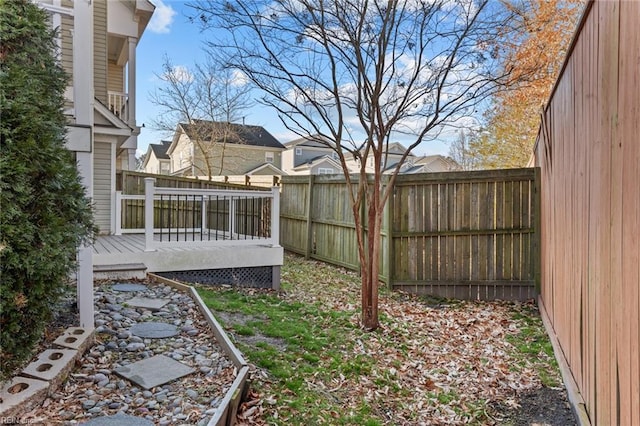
[93,142,112,234]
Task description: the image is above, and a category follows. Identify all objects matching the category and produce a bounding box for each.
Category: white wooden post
[144,178,156,251]
[271,187,280,247]
[115,191,122,235]
[76,153,94,329]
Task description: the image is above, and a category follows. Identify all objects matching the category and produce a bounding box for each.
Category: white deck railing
[108,91,128,121]
[115,178,280,251]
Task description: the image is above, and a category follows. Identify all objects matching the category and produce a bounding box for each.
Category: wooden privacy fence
[280,168,539,301]
[534,1,640,424]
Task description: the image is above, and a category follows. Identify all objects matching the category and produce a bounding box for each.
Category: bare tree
[448,130,476,170]
[148,55,254,179]
[190,0,529,330]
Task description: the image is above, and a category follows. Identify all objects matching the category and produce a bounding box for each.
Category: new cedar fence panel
[534,1,640,424]
[280,168,538,301]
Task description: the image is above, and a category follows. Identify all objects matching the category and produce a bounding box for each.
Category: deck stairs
[93,262,147,280]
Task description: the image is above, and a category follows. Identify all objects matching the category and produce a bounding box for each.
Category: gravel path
[22,279,236,425]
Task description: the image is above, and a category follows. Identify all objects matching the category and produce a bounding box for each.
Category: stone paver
[0,377,49,416]
[52,327,93,351]
[130,322,179,339]
[114,355,194,390]
[126,297,169,311]
[111,283,148,292]
[21,349,77,382]
[81,413,153,425]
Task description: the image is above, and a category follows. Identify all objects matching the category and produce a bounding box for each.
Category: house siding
[194,144,282,176]
[294,146,334,167]
[93,141,112,234]
[107,62,124,93]
[171,134,193,174]
[144,154,170,175]
[93,0,108,104]
[60,14,74,80]
[144,154,161,174]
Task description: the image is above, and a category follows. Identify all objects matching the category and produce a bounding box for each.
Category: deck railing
[115,178,280,251]
[108,91,128,121]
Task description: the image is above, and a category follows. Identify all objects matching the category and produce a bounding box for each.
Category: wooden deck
[93,234,283,274]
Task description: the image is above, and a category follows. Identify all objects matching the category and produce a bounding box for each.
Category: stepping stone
[114,355,194,390]
[130,322,179,339]
[126,296,169,311]
[111,283,148,292]
[81,413,153,425]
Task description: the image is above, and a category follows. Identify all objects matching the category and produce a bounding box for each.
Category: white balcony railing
[115,178,280,252]
[108,91,128,121]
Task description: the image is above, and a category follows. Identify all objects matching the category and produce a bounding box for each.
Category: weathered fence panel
[280,168,538,301]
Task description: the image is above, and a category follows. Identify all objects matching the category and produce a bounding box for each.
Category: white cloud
[163,65,193,83]
[230,69,249,87]
[148,0,176,34]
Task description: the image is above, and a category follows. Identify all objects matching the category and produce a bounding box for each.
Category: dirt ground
[490,386,577,425]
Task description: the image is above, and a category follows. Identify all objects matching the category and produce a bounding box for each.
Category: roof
[293,154,342,171]
[149,140,172,160]
[398,155,461,173]
[284,134,335,149]
[244,163,286,175]
[179,120,285,150]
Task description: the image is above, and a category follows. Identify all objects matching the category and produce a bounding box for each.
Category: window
[318,168,334,174]
[265,151,275,163]
[332,151,339,160]
[295,147,302,155]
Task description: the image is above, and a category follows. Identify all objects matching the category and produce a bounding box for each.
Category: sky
[136,0,452,158]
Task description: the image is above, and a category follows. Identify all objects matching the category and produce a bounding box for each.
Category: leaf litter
[223,254,568,425]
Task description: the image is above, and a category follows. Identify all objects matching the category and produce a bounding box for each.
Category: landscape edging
[148,273,250,426]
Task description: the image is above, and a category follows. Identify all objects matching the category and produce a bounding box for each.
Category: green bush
[0,0,95,382]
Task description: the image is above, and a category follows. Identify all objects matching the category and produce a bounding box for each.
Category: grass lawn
[197,253,561,425]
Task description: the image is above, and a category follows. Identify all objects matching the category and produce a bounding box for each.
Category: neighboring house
[142,140,172,175]
[166,120,286,178]
[354,143,460,174]
[397,155,461,174]
[283,136,460,175]
[282,134,342,175]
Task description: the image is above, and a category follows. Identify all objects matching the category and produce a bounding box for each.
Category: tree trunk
[361,181,382,331]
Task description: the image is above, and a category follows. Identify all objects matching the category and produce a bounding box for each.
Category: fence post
[144,177,156,251]
[533,167,542,293]
[384,177,394,289]
[271,187,280,247]
[115,191,122,235]
[305,175,315,258]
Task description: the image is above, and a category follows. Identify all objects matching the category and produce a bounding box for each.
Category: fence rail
[280,169,539,301]
[116,178,279,251]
